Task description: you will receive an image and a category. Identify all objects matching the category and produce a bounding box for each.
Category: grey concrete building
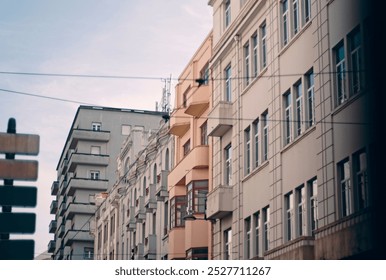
[206,0,373,259]
[48,106,163,260]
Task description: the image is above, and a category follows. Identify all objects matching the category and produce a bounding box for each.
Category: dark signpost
[0,118,39,260]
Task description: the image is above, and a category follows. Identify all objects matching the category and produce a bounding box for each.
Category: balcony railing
[51,181,59,196]
[49,220,57,233]
[50,200,58,214]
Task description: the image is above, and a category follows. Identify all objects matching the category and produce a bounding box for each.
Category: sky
[0,0,212,257]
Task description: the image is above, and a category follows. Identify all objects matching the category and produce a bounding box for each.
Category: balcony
[169,108,190,137]
[50,200,58,214]
[66,178,108,196]
[66,202,97,219]
[51,181,59,196]
[59,201,66,215]
[54,249,64,260]
[68,153,109,173]
[206,185,233,219]
[168,146,209,187]
[126,206,136,232]
[156,170,169,201]
[59,179,67,195]
[207,101,233,137]
[184,85,210,117]
[144,234,157,260]
[144,184,157,212]
[265,236,315,260]
[63,230,93,246]
[58,224,65,238]
[69,129,110,149]
[60,159,68,175]
[135,196,146,222]
[49,220,57,233]
[47,240,56,253]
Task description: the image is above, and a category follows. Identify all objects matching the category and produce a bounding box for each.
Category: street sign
[0,186,37,207]
[0,240,35,260]
[0,213,36,234]
[0,159,38,180]
[0,132,39,155]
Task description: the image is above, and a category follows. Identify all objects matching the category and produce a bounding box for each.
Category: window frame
[224,144,232,186]
[225,64,232,102]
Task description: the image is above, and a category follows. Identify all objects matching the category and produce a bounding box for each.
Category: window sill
[278,20,312,57]
[242,160,269,182]
[331,91,364,117]
[241,67,268,97]
[280,125,316,154]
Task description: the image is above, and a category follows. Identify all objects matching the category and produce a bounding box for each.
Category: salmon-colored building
[168,32,213,260]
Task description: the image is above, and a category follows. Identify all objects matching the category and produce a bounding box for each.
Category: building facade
[206,0,372,259]
[167,32,213,259]
[49,106,163,260]
[93,121,173,260]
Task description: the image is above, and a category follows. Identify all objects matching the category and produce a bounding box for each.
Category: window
[252,33,259,77]
[225,64,232,102]
[295,81,303,137]
[244,127,251,175]
[244,42,250,86]
[284,91,292,144]
[186,248,208,260]
[333,26,364,107]
[90,170,100,180]
[187,180,208,214]
[200,63,210,85]
[306,70,315,127]
[224,228,232,260]
[253,119,260,168]
[282,0,289,46]
[260,23,267,68]
[201,122,208,145]
[83,247,93,260]
[92,122,101,131]
[164,201,169,235]
[224,0,231,28]
[254,212,260,257]
[170,196,186,228]
[245,217,251,259]
[183,140,190,156]
[285,192,294,241]
[183,91,188,108]
[349,28,363,94]
[335,42,347,105]
[262,112,269,161]
[303,0,311,24]
[225,144,232,185]
[339,159,352,217]
[263,206,270,251]
[296,186,306,236]
[110,214,115,236]
[91,146,101,155]
[354,150,368,210]
[97,226,102,249]
[293,0,299,35]
[308,178,318,234]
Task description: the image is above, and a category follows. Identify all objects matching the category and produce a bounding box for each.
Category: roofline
[56,105,164,170]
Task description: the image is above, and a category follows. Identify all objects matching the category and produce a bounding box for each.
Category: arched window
[124,157,130,174]
[153,164,157,184]
[165,148,170,171]
[143,177,147,196]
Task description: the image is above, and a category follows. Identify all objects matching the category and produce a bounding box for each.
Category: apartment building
[206,0,372,259]
[48,106,163,260]
[167,32,213,259]
[93,122,173,260]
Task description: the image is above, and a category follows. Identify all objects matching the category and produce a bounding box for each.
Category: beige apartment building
[167,32,213,259]
[93,121,172,260]
[206,0,372,259]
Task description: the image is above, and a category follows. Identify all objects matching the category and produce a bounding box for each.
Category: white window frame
[308,178,318,234]
[293,0,300,35]
[254,211,260,257]
[296,186,306,237]
[260,23,267,69]
[253,119,260,168]
[244,41,250,87]
[339,159,352,217]
[225,64,232,102]
[245,126,251,175]
[252,33,259,77]
[285,192,294,241]
[224,228,232,260]
[262,112,269,161]
[282,0,289,46]
[306,69,315,127]
[263,206,270,251]
[224,0,231,29]
[295,81,303,137]
[335,42,347,106]
[90,170,100,180]
[225,144,232,186]
[284,91,292,145]
[245,217,251,259]
[92,122,101,131]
